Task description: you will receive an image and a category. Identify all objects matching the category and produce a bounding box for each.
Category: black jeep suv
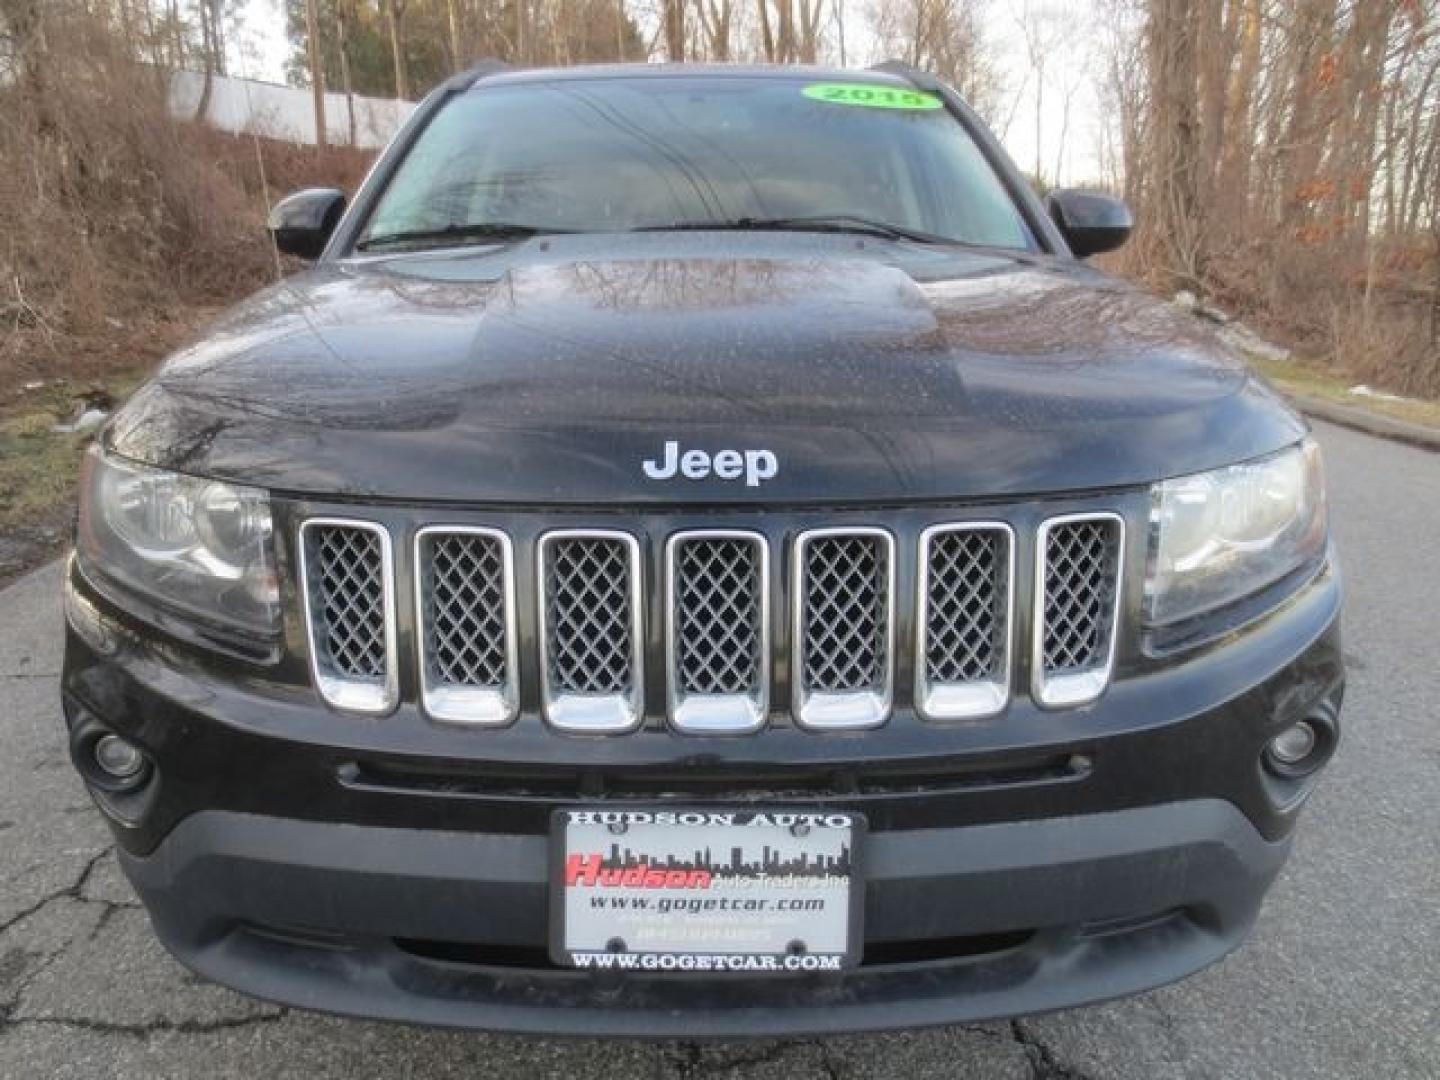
[62,63,1343,1036]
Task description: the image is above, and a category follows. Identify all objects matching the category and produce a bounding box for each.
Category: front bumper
[63,557,1343,1035]
[119,799,1286,1037]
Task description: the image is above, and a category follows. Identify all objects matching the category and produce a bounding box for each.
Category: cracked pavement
[1,421,1437,1078]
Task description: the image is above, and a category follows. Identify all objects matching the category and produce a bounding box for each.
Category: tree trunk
[663,0,685,60]
[1400,57,1440,235]
[336,2,357,146]
[1277,0,1337,231]
[1217,0,1261,217]
[447,0,462,72]
[305,0,327,147]
[756,0,776,61]
[209,0,226,75]
[194,0,215,122]
[387,0,409,100]
[796,0,821,63]
[1193,0,1229,219]
[1145,0,1204,289]
[1327,3,1392,244]
[698,0,733,61]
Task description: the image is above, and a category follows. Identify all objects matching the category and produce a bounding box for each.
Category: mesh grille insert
[926,529,1007,684]
[424,533,508,689]
[307,525,387,680]
[802,534,888,692]
[1042,519,1121,674]
[675,537,762,695]
[545,536,634,694]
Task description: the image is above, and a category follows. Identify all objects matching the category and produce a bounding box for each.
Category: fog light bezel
[93,733,147,781]
[1266,721,1318,769]
[70,724,153,795]
[1262,702,1339,783]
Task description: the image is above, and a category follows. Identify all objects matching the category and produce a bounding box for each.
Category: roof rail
[868,60,944,93]
[446,59,512,93]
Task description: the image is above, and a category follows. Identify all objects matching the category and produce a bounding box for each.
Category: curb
[1289,393,1440,454]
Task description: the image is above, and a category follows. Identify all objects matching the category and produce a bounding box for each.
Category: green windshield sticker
[802,83,944,110]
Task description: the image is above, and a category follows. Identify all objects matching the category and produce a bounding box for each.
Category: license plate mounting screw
[790,823,811,837]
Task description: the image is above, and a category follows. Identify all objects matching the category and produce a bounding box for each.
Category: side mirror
[267,188,347,260]
[1047,190,1133,258]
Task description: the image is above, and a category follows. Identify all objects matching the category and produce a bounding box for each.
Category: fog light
[1268,722,1318,766]
[93,734,146,780]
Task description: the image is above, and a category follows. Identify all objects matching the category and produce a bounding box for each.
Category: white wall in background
[169,69,413,149]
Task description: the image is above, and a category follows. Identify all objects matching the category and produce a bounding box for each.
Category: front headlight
[1145,440,1327,626]
[77,447,279,636]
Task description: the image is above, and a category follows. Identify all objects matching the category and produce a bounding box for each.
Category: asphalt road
[1,419,1436,1079]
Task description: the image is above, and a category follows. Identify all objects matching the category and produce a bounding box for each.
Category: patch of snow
[1349,384,1411,404]
[1218,323,1291,363]
[52,408,108,434]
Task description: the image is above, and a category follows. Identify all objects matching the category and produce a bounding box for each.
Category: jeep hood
[108,234,1304,504]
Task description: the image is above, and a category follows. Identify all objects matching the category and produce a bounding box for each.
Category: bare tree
[1143,0,1202,288]
[333,0,358,144]
[1013,1,1068,183]
[446,0,462,72]
[697,0,735,60]
[865,0,1005,121]
[304,0,327,146]
[663,0,685,59]
[385,0,408,98]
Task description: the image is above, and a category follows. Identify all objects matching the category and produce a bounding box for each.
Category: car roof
[469,62,918,92]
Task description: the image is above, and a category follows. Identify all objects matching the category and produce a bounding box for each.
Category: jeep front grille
[414,527,517,726]
[538,531,645,733]
[792,528,895,730]
[1033,513,1124,708]
[299,519,397,714]
[666,531,769,734]
[917,523,1014,719]
[298,510,1127,729]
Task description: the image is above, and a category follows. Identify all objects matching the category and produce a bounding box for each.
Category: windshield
[359,75,1034,251]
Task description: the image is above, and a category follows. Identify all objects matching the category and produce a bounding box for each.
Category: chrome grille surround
[665,530,770,735]
[414,526,518,727]
[1032,512,1125,708]
[298,518,398,715]
[791,527,896,731]
[537,530,645,734]
[916,522,1015,721]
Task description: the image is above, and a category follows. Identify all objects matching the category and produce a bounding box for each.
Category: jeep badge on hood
[643,440,780,487]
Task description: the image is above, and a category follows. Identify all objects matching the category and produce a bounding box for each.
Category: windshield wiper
[356,222,577,251]
[635,215,946,244]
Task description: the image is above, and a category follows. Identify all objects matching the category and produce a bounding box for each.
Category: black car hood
[109,234,1304,504]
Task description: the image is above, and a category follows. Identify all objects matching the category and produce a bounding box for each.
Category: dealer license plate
[552,808,862,974]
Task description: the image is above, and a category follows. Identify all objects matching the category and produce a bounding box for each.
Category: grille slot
[415,527,517,726]
[539,531,644,733]
[666,531,769,734]
[792,529,895,730]
[299,519,397,714]
[917,523,1014,720]
[1033,513,1124,708]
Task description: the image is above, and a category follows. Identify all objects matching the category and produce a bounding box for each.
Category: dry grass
[0,6,374,565]
[0,4,373,392]
[1249,352,1440,429]
[1114,223,1440,405]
